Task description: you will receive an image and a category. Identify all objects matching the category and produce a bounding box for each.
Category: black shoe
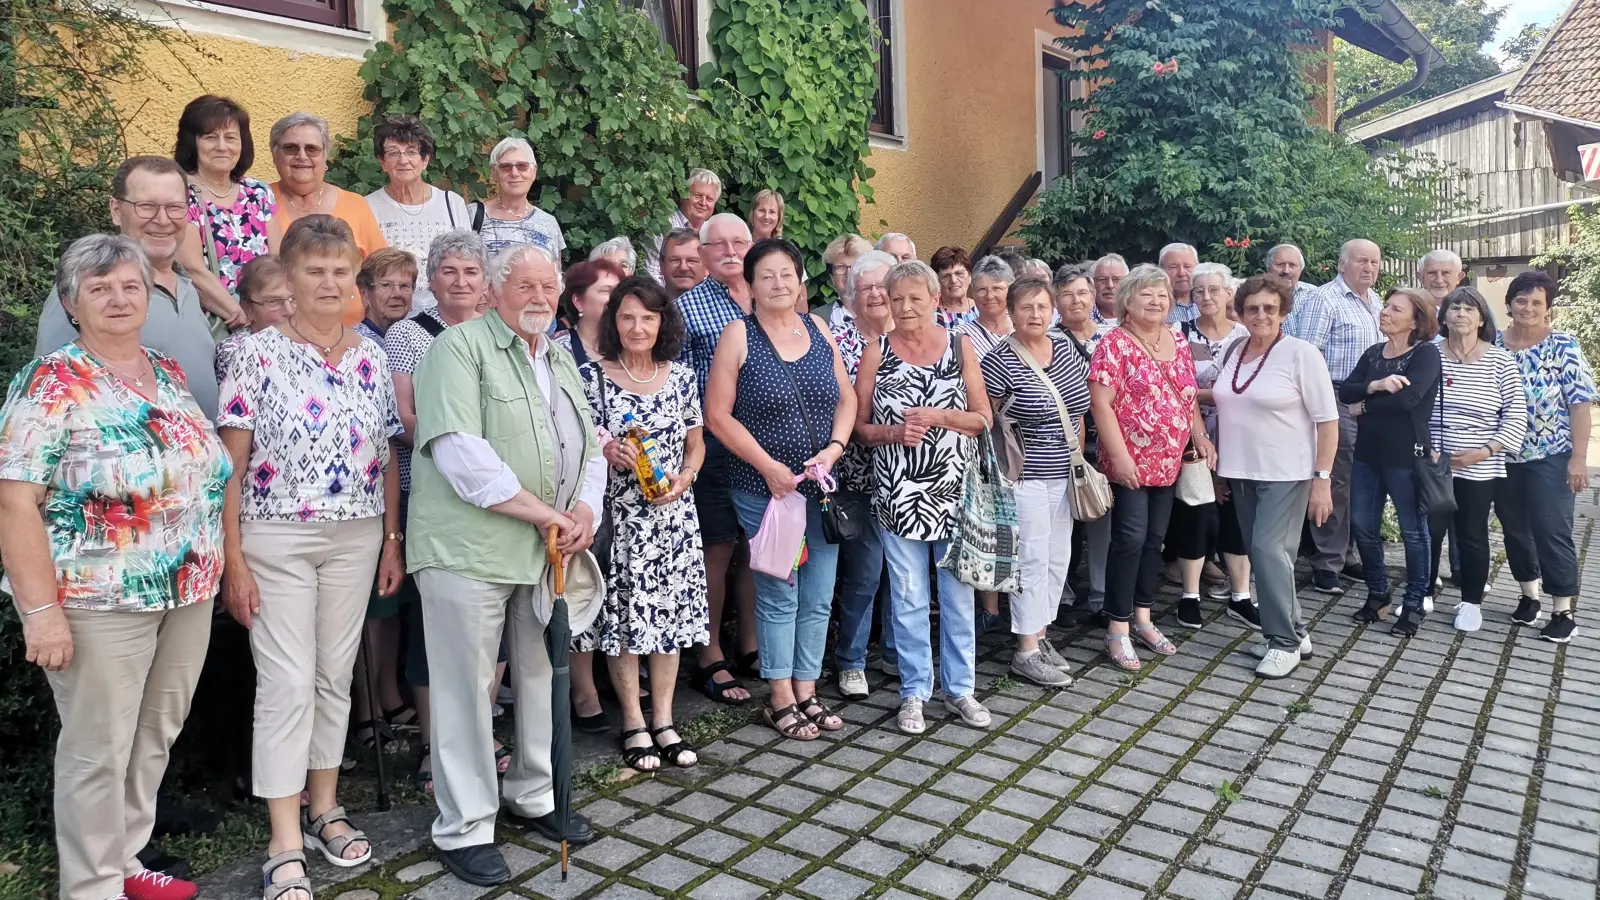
[1176,595,1203,629]
[1312,571,1344,595]
[504,809,596,845]
[437,843,510,887]
[1341,562,1366,582]
[1391,607,1423,637]
[1431,576,1443,597]
[1541,611,1576,644]
[1226,598,1262,631]
[1511,595,1542,626]
[1352,591,1391,624]
[573,709,610,734]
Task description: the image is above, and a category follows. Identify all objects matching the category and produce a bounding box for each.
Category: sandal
[262,849,313,900]
[302,805,371,867]
[1105,633,1142,671]
[733,651,760,679]
[762,702,819,741]
[691,660,750,705]
[350,718,391,752]
[383,704,419,734]
[620,727,662,772]
[649,724,698,768]
[796,695,843,732]
[495,743,512,775]
[414,743,433,794]
[1131,624,1177,656]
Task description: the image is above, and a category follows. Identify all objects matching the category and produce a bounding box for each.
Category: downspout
[1335,48,1432,132]
[1333,0,1441,132]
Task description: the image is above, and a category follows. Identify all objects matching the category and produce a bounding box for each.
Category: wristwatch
[1314,471,1332,481]
[385,531,405,543]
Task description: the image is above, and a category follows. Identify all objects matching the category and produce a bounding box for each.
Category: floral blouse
[186,178,276,295]
[217,328,400,522]
[0,345,231,612]
[1498,331,1597,463]
[1087,326,1198,488]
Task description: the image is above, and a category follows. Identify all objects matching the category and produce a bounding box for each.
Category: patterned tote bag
[938,427,1020,593]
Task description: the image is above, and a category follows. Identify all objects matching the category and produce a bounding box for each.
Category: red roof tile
[1507,0,1600,125]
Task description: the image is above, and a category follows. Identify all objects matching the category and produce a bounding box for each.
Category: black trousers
[1428,477,1497,606]
[1105,484,1176,621]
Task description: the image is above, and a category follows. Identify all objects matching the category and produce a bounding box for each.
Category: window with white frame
[205,0,356,28]
[1042,51,1085,184]
[864,0,900,138]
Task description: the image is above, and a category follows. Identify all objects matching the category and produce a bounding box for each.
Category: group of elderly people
[5,92,1594,900]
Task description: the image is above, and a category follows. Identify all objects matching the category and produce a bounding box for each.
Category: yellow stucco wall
[860,1,1073,256]
[107,32,371,183]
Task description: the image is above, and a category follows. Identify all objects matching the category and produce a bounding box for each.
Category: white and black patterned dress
[573,361,710,656]
[869,332,974,541]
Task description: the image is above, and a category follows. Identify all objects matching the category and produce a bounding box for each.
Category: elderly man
[1159,242,1200,324]
[1266,243,1319,309]
[1288,238,1384,594]
[1419,249,1465,304]
[36,156,218,420]
[675,211,757,704]
[405,243,606,885]
[876,232,917,262]
[1090,253,1127,325]
[660,227,706,301]
[646,168,722,280]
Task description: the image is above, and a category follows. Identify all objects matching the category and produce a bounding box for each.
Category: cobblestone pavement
[211,498,1600,900]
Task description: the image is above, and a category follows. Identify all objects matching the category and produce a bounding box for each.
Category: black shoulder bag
[410,311,446,338]
[589,366,615,571]
[1413,353,1457,517]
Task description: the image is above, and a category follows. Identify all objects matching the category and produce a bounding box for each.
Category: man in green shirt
[406,243,606,886]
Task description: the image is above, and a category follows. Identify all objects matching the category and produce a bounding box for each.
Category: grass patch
[1286,699,1313,715]
[1214,780,1242,805]
[990,675,1019,693]
[679,707,751,747]
[1423,785,1446,799]
[575,762,626,792]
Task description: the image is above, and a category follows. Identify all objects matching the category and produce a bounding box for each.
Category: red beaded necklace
[1230,333,1283,394]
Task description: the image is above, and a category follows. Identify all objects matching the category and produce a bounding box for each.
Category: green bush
[1536,206,1600,369]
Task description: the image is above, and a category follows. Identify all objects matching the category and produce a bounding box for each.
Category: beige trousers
[243,518,382,798]
[47,600,212,900]
[415,567,555,851]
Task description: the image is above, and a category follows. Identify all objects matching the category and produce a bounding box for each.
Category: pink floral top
[186,177,276,295]
[1087,326,1197,487]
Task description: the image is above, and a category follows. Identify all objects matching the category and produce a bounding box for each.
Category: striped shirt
[980,336,1092,480]
[956,318,1013,359]
[1428,346,1528,481]
[1287,275,1381,382]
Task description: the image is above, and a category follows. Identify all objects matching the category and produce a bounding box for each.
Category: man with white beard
[405,243,608,886]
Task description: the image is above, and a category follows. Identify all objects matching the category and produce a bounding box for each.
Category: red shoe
[125,870,198,900]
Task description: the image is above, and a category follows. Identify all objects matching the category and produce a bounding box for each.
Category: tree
[1020,0,1478,280]
[1334,0,1505,125]
[1536,207,1600,368]
[1500,22,1549,65]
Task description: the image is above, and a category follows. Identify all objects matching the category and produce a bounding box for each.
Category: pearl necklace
[620,358,663,384]
[198,175,236,201]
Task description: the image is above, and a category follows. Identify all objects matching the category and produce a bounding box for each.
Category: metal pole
[358,625,391,811]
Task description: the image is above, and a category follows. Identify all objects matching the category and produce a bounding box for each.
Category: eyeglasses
[704,239,751,251]
[496,162,533,174]
[855,283,888,296]
[276,143,325,159]
[383,147,424,161]
[115,197,188,220]
[372,280,414,293]
[936,270,968,282]
[246,297,294,311]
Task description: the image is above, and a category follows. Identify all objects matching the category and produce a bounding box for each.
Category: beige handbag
[1003,336,1113,521]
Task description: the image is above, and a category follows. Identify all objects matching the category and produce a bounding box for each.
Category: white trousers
[1012,477,1075,636]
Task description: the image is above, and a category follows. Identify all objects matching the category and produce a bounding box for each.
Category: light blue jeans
[833,490,894,672]
[878,526,976,702]
[731,489,839,681]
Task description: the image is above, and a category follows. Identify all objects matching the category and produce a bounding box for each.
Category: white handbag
[1175,454,1216,506]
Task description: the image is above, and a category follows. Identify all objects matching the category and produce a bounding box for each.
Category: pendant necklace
[289,320,345,357]
[286,186,325,213]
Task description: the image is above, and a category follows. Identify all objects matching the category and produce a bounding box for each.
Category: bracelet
[21,603,56,619]
[385,532,405,543]
[826,439,846,452]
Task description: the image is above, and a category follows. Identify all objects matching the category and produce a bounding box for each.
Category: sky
[1492,0,1569,62]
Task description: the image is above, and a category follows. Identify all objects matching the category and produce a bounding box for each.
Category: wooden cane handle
[547,523,565,594]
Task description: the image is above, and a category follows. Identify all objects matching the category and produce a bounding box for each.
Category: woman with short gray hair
[470,136,567,262]
[589,236,638,277]
[0,233,232,900]
[956,255,1016,358]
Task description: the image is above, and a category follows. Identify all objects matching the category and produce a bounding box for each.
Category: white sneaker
[1251,634,1313,659]
[1423,593,1435,614]
[1036,639,1073,673]
[1454,602,1483,632]
[1254,647,1302,679]
[944,694,992,728]
[1011,651,1073,687]
[897,697,925,734]
[838,668,869,699]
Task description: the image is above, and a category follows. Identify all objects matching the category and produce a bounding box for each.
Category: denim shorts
[694,437,743,545]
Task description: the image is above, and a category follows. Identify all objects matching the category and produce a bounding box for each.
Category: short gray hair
[1419,248,1463,271]
[688,168,723,191]
[491,243,560,291]
[1191,262,1233,285]
[1052,262,1091,289]
[589,236,637,270]
[875,232,917,257]
[489,136,538,169]
[1265,243,1304,267]
[1023,258,1053,280]
[269,111,331,154]
[427,229,488,281]
[1091,253,1128,276]
[1158,242,1198,266]
[823,233,873,266]
[883,259,940,299]
[699,212,751,243]
[661,227,700,254]
[971,255,1015,285]
[1113,263,1172,318]
[57,233,153,308]
[844,249,897,302]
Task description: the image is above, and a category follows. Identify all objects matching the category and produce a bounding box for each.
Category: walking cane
[357,626,391,811]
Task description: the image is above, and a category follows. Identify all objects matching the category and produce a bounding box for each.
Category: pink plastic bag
[749,475,808,581]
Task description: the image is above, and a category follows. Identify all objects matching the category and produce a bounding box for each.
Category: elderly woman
[555,259,626,367]
[1339,288,1441,635]
[854,260,994,734]
[956,255,1016,358]
[469,137,566,261]
[981,276,1090,687]
[578,276,707,770]
[1169,262,1252,630]
[819,233,872,322]
[363,115,471,313]
[354,248,419,343]
[1497,271,1594,642]
[0,234,230,900]
[829,249,898,698]
[1425,288,1527,632]
[932,246,976,329]
[215,255,294,382]
[749,189,785,241]
[218,215,404,897]
[705,239,856,741]
[1053,264,1112,624]
[589,237,638,277]
[1089,264,1216,670]
[268,112,387,326]
[174,94,270,327]
[1211,276,1338,679]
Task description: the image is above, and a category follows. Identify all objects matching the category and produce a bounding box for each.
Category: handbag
[1413,365,1457,516]
[992,392,1027,485]
[590,369,616,571]
[1175,443,1217,506]
[938,426,1021,593]
[1003,335,1113,521]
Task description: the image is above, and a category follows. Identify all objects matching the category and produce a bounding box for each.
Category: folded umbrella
[544,524,573,881]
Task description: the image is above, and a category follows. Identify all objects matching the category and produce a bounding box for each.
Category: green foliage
[1536,206,1600,368]
[1334,0,1506,125]
[1499,22,1549,65]
[1020,0,1478,281]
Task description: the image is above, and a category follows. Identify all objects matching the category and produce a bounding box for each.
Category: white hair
[428,229,488,280]
[884,259,940,299]
[844,249,897,302]
[971,255,1015,285]
[1265,243,1304,267]
[1158,243,1198,266]
[688,168,723,191]
[57,233,153,306]
[1419,248,1463,270]
[491,243,560,290]
[1191,261,1233,285]
[1092,253,1128,276]
[489,137,538,169]
[589,236,637,270]
[1023,258,1053,280]
[269,111,331,153]
[699,212,751,243]
[875,232,917,258]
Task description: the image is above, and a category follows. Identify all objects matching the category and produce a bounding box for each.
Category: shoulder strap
[1217,335,1246,373]
[445,189,457,228]
[471,201,485,233]
[1005,335,1080,452]
[1065,330,1092,363]
[410,312,446,338]
[748,316,823,453]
